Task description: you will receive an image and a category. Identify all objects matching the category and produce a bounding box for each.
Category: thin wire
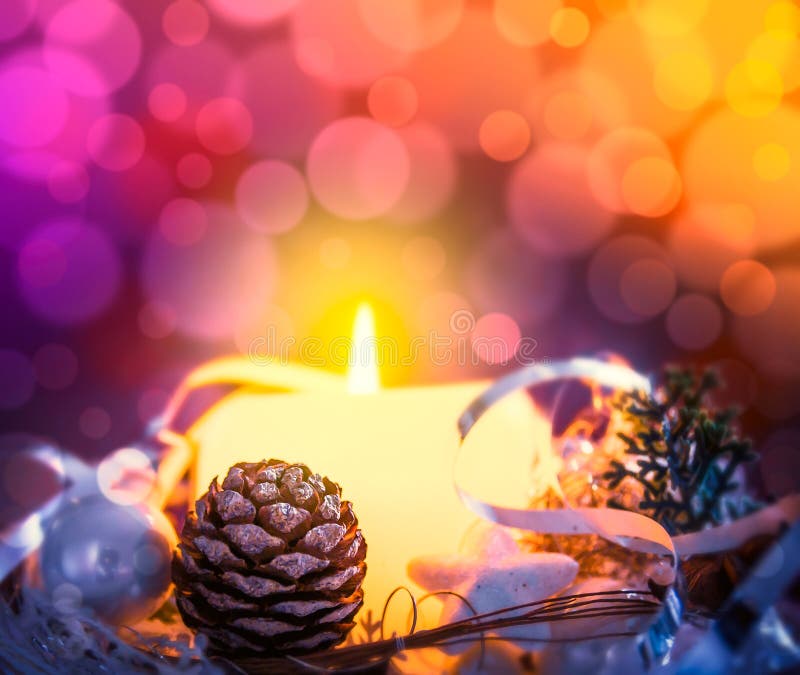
[380,586,418,641]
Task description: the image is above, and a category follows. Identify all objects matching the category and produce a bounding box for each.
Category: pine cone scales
[173,460,367,656]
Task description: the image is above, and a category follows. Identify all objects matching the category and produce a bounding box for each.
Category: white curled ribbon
[456,357,800,564]
[456,357,677,564]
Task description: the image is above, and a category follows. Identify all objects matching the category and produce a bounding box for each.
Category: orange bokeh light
[720,259,777,317]
[478,110,531,162]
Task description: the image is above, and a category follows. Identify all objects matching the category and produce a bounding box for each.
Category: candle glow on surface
[188,306,546,616]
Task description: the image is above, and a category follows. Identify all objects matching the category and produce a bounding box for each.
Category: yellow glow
[550,7,590,48]
[765,1,800,35]
[653,49,714,111]
[725,58,784,117]
[753,142,791,180]
[347,303,381,394]
[630,0,709,37]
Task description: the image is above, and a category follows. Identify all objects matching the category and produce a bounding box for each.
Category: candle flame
[347,303,380,394]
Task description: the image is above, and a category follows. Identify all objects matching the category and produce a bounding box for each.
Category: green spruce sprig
[603,368,759,536]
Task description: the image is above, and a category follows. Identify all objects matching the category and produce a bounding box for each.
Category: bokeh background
[1,0,799,500]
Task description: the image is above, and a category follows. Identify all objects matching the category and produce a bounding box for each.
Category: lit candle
[173,305,545,617]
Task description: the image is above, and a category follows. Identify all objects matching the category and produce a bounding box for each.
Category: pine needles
[603,368,759,536]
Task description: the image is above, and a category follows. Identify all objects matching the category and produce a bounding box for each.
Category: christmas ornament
[172,459,366,657]
[40,494,177,625]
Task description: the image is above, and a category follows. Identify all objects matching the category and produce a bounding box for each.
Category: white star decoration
[407,523,579,654]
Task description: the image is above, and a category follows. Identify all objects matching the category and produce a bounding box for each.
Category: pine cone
[172,460,367,657]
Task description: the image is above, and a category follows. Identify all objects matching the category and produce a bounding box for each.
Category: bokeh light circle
[494,0,562,47]
[587,126,673,214]
[195,97,253,155]
[753,142,791,181]
[147,40,236,104]
[682,107,800,250]
[581,14,695,137]
[732,266,800,378]
[388,122,457,225]
[33,344,79,391]
[292,0,407,88]
[47,161,89,203]
[0,350,35,410]
[79,406,111,440]
[725,58,783,118]
[620,156,682,217]
[630,0,709,37]
[235,160,309,234]
[653,48,714,111]
[619,258,677,318]
[87,114,146,171]
[206,0,298,26]
[472,313,522,366]
[401,236,446,282]
[0,65,70,148]
[526,67,628,144]
[550,7,590,48]
[665,294,723,350]
[17,219,122,324]
[307,116,410,220]
[720,259,777,316]
[148,83,187,122]
[588,235,671,324]
[667,203,756,291]
[141,204,277,341]
[358,0,464,52]
[466,230,566,323]
[368,76,418,127]
[403,8,539,150]
[158,198,208,246]
[234,41,344,160]
[479,110,531,162]
[43,0,142,97]
[176,153,212,189]
[508,143,615,258]
[162,0,208,46]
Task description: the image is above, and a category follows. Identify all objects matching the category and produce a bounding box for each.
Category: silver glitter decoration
[194,536,245,569]
[193,583,259,612]
[178,545,214,579]
[319,601,360,624]
[289,481,314,505]
[306,565,359,591]
[260,502,310,534]
[214,490,256,523]
[221,467,246,492]
[319,494,341,521]
[308,473,326,493]
[288,631,340,651]
[250,481,280,505]
[301,523,346,553]
[220,570,295,597]
[222,523,285,558]
[271,598,338,617]
[268,552,329,579]
[281,466,304,486]
[231,617,300,637]
[343,531,364,561]
[257,464,285,483]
